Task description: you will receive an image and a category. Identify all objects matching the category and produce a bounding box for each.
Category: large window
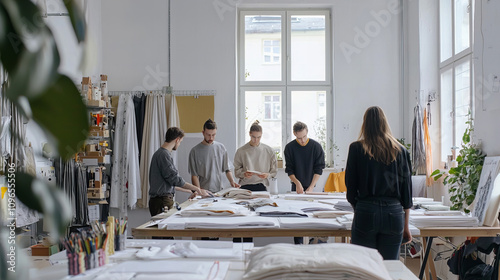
[439,0,473,162]
[239,10,332,162]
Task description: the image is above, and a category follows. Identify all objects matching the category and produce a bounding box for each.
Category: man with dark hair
[188,119,239,193]
[284,121,325,244]
[149,127,209,216]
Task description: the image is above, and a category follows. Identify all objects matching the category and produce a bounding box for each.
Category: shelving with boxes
[78,75,114,211]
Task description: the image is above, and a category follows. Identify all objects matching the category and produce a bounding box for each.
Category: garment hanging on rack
[54,159,89,225]
[137,95,168,208]
[412,104,426,174]
[423,108,433,186]
[75,163,89,225]
[133,93,147,162]
[166,93,180,128]
[111,94,141,211]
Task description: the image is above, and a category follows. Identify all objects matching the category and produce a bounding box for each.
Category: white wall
[101,0,169,91]
[100,0,404,194]
[474,0,500,157]
[27,0,102,168]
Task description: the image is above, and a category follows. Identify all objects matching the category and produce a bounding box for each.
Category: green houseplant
[0,0,89,279]
[430,112,485,212]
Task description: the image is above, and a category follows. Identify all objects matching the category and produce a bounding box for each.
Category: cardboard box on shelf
[81,77,92,101]
[87,100,106,107]
[31,244,59,256]
[85,144,97,153]
[87,189,106,199]
[80,155,109,164]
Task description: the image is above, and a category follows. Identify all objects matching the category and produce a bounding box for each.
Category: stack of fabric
[217,188,270,199]
[336,213,354,229]
[243,243,392,280]
[178,203,250,217]
[334,200,354,212]
[410,214,479,227]
[312,210,352,218]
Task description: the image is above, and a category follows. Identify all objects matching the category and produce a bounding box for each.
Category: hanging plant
[430,112,485,212]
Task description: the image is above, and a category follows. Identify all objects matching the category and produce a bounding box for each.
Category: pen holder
[67,252,80,276]
[115,234,126,251]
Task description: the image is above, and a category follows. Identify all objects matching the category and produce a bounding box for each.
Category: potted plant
[430,112,485,212]
[276,151,283,168]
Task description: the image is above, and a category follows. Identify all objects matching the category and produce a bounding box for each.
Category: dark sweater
[345,141,413,209]
[284,139,325,190]
[149,147,185,197]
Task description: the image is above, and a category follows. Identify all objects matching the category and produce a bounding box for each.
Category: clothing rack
[108,89,216,97]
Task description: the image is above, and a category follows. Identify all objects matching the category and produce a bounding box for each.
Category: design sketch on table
[472,156,500,225]
[475,173,492,225]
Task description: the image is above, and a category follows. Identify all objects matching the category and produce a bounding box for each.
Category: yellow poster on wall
[175,96,214,133]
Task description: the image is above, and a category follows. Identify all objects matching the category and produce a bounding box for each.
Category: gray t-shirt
[149,147,185,197]
[188,141,231,193]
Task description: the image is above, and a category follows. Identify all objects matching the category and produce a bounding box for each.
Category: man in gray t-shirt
[188,119,239,193]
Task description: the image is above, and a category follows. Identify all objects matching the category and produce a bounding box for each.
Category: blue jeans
[351,199,404,260]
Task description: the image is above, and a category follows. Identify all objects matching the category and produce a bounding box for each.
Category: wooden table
[132,199,500,280]
[417,227,500,280]
[132,199,351,239]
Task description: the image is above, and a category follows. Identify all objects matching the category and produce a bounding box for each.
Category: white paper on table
[278,217,345,229]
[108,260,228,274]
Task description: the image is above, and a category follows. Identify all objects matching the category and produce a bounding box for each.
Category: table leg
[419,236,433,280]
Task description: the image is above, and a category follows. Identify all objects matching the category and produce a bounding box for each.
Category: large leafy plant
[0,0,88,279]
[431,113,485,212]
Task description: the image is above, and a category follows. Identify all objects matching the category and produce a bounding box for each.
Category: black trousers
[351,199,404,260]
[240,183,267,192]
[149,194,174,217]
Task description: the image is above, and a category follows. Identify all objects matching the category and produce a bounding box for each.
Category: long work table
[132,197,500,280]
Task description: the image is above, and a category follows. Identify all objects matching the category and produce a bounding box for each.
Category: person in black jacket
[345,106,412,260]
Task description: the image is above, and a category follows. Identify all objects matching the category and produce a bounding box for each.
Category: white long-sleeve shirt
[233,142,277,187]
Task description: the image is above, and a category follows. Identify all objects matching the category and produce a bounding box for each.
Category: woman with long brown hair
[345,106,412,260]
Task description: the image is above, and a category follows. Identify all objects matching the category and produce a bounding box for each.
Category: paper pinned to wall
[175,96,214,133]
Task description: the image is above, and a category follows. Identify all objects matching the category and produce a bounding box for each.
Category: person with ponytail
[234,121,277,192]
[345,106,412,260]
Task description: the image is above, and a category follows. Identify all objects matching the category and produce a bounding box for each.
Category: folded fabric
[312,210,352,218]
[243,243,392,280]
[178,203,250,217]
[410,215,479,227]
[421,204,450,211]
[424,210,463,216]
[301,206,336,212]
[256,203,307,217]
[334,200,354,212]
[218,188,271,199]
[236,198,278,210]
[135,246,161,258]
[176,216,279,229]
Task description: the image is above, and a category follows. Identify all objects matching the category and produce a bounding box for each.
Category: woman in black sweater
[345,106,412,260]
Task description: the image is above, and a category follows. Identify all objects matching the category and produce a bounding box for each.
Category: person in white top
[234,121,278,192]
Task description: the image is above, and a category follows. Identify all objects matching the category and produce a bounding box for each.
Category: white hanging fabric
[166,93,180,128]
[137,94,168,208]
[111,94,141,211]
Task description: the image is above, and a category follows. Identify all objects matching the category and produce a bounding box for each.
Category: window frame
[238,9,333,165]
[438,0,473,162]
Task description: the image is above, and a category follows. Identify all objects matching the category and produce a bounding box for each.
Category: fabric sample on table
[243,243,392,280]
